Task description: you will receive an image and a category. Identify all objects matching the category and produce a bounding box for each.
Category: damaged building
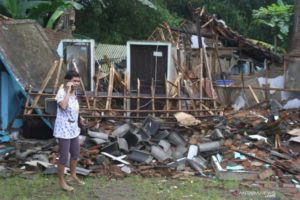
[0,7,300,199]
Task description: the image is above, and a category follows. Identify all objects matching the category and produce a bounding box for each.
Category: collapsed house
[0,8,300,199]
[148,8,297,110]
[0,17,61,138]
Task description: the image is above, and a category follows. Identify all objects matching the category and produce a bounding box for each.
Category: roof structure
[0,19,58,89]
[196,12,280,63]
[149,8,281,64]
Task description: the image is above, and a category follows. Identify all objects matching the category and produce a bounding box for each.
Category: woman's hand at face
[66,81,74,93]
[66,81,74,87]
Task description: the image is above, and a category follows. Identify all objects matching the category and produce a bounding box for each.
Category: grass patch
[1,173,283,200]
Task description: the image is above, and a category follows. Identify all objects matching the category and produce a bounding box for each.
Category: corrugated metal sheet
[95,43,126,63]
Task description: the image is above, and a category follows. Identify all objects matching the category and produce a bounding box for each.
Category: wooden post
[24,86,32,115]
[105,67,114,113]
[202,43,217,109]
[165,77,169,117]
[27,60,59,114]
[72,61,91,110]
[199,48,203,111]
[137,78,140,118]
[151,78,155,116]
[177,76,182,111]
[283,56,287,89]
[53,58,63,94]
[214,43,231,105]
[164,22,174,43]
[264,59,269,101]
[248,85,260,104]
[123,73,128,117]
[93,65,102,112]
[158,28,166,41]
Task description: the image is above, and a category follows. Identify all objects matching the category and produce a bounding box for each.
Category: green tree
[163,0,294,46]
[288,0,300,52]
[75,0,182,44]
[252,0,294,52]
[0,0,83,28]
[0,0,47,19]
[28,0,83,28]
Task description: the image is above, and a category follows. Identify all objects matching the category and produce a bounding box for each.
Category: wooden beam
[165,77,169,118]
[105,67,114,112]
[137,78,140,118]
[53,58,63,94]
[151,78,155,116]
[248,85,260,104]
[73,61,91,110]
[27,60,59,114]
[202,43,217,109]
[93,65,102,112]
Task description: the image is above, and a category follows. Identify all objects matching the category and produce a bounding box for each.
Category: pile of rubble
[1,103,300,199]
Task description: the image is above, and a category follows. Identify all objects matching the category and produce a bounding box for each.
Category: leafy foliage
[75,0,182,44]
[0,0,296,51]
[27,0,83,28]
[252,0,294,48]
[0,0,49,19]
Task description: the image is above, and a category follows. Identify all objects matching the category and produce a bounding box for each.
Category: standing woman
[53,70,85,191]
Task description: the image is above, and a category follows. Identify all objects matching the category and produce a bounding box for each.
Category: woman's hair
[64,70,80,80]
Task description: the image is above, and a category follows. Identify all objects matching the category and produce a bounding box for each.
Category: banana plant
[137,0,156,10]
[28,0,83,28]
[0,0,49,19]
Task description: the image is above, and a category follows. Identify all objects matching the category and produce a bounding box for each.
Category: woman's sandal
[61,184,74,192]
[67,177,85,185]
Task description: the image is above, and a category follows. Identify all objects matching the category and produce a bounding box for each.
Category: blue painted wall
[0,62,25,131]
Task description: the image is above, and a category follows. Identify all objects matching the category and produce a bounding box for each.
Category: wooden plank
[199,103,215,116]
[53,58,63,94]
[104,56,127,91]
[105,67,114,112]
[27,60,59,114]
[73,61,91,110]
[248,85,260,104]
[137,78,140,118]
[283,57,287,89]
[164,22,174,43]
[199,49,203,111]
[158,28,166,41]
[201,18,213,28]
[123,73,128,117]
[177,76,182,111]
[165,77,169,117]
[264,59,269,101]
[214,43,231,105]
[24,87,32,115]
[202,44,217,109]
[93,65,102,113]
[151,79,155,116]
